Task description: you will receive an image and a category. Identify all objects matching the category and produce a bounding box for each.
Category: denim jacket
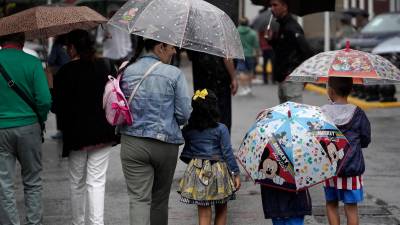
[118,55,192,144]
[180,123,240,175]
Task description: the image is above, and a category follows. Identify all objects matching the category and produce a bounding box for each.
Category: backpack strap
[128,61,162,104]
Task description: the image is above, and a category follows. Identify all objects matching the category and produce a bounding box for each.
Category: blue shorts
[272,216,304,225]
[324,187,364,204]
[236,57,256,73]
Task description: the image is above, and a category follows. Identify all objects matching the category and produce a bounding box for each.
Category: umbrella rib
[179,0,191,48]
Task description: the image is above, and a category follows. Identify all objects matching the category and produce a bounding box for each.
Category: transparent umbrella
[108,0,244,59]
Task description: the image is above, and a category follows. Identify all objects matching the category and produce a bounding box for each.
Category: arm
[359,110,371,148]
[174,71,192,125]
[220,124,240,175]
[293,28,314,60]
[33,62,52,122]
[223,58,238,95]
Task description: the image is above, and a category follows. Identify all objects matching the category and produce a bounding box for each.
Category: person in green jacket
[237,17,260,96]
[0,32,51,225]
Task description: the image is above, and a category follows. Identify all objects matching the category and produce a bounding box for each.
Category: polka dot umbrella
[108,0,244,59]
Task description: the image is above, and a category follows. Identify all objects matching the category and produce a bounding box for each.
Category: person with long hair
[118,37,192,225]
[178,89,241,225]
[52,29,119,225]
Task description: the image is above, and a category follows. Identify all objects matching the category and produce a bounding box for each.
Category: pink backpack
[103,61,161,126]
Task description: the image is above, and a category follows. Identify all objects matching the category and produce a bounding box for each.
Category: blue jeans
[272,216,305,225]
[0,123,43,225]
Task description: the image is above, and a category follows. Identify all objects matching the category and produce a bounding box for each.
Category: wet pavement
[9,57,400,225]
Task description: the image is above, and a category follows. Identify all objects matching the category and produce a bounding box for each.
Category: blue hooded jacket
[322,104,371,177]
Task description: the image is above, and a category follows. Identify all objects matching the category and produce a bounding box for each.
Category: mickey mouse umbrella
[237,101,351,191]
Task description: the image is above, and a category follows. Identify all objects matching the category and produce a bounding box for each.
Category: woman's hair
[328,77,353,97]
[186,89,220,131]
[129,36,167,63]
[66,29,95,61]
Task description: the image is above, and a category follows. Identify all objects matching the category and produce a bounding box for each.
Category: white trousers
[69,146,111,225]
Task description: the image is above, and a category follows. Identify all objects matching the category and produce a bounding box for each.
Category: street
[11,57,400,225]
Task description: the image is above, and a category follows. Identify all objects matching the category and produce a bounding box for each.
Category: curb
[305,84,400,109]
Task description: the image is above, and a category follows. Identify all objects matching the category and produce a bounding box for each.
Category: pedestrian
[178,88,241,225]
[0,32,52,225]
[188,51,238,132]
[321,77,371,225]
[267,0,313,103]
[237,17,260,96]
[97,4,132,69]
[260,182,312,225]
[118,37,192,225]
[259,29,275,84]
[48,34,70,140]
[52,29,119,225]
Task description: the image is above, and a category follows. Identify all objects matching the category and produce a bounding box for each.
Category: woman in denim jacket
[118,38,192,225]
[178,89,241,225]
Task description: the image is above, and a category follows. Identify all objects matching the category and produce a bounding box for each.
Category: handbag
[0,63,45,142]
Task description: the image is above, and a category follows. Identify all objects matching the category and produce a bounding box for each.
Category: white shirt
[98,25,132,60]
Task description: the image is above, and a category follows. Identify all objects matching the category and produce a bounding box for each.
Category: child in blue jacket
[178,89,241,225]
[322,77,371,225]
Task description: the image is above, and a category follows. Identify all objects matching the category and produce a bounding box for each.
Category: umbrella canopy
[372,36,400,55]
[108,0,244,59]
[287,44,400,84]
[0,5,106,40]
[250,0,336,17]
[237,102,351,191]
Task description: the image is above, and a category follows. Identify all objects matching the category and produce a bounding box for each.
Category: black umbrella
[341,7,369,18]
[74,0,125,16]
[250,0,336,17]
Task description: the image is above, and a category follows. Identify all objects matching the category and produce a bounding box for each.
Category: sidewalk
[9,59,400,225]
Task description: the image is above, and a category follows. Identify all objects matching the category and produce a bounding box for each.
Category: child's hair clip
[193,89,208,100]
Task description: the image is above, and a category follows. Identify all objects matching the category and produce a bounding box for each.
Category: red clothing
[324,176,363,190]
[258,31,272,51]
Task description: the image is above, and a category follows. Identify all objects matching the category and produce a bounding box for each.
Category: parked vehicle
[337,13,400,52]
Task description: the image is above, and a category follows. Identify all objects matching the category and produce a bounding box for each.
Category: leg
[16,123,43,225]
[198,206,212,225]
[278,81,303,104]
[69,150,88,225]
[0,127,20,225]
[120,136,154,225]
[214,203,227,225]
[344,204,359,225]
[150,143,179,225]
[326,201,340,225]
[86,147,111,225]
[286,216,305,225]
[277,82,287,103]
[262,50,268,84]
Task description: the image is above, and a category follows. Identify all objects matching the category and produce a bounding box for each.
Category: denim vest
[180,123,240,174]
[118,55,192,144]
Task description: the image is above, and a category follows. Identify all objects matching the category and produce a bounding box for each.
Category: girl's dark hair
[129,36,167,63]
[66,29,95,61]
[186,89,220,131]
[328,77,353,97]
